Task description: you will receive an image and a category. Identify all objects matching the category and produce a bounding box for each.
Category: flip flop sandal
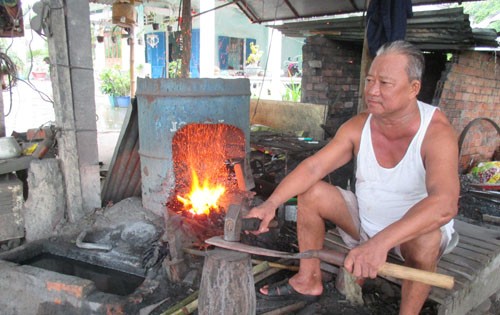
[257,278,320,302]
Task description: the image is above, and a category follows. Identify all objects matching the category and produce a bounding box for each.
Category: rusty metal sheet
[101,98,142,206]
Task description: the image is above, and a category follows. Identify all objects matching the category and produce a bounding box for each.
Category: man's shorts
[335,187,458,260]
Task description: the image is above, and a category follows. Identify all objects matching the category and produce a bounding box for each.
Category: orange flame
[177,168,226,215]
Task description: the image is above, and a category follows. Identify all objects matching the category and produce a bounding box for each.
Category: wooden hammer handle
[310,250,454,290]
[379,262,454,290]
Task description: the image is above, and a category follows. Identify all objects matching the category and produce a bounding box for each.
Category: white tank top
[355,101,454,239]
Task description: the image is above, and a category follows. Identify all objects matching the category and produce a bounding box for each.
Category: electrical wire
[0,51,17,116]
[15,77,54,104]
[2,3,56,120]
[251,0,283,121]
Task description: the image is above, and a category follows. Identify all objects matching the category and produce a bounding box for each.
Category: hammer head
[224,203,269,241]
[223,201,278,241]
[224,203,246,242]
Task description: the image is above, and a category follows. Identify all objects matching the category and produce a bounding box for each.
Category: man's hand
[245,200,278,234]
[343,239,389,279]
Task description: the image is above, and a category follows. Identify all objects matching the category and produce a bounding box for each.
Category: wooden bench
[323,219,500,315]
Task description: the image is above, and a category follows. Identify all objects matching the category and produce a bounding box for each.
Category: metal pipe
[75,230,112,251]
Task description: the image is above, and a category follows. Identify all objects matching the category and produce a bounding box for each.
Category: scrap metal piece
[75,230,112,251]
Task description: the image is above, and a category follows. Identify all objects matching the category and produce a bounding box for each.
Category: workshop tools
[206,235,455,290]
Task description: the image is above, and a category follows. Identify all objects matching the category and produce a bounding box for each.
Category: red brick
[27,128,49,141]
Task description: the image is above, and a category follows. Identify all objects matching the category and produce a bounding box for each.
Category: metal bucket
[136,78,251,216]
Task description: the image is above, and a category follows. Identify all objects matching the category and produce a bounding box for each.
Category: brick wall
[436,51,500,172]
[301,36,362,137]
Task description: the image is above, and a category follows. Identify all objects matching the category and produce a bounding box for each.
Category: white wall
[281,36,305,74]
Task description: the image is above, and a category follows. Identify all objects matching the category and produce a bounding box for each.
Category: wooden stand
[199,249,256,314]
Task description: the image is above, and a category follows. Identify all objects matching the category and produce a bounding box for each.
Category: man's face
[364,53,420,116]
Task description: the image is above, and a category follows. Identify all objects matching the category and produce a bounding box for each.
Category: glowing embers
[171,123,246,217]
[177,168,226,215]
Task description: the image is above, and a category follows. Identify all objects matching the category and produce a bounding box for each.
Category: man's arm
[247,114,366,232]
[345,111,459,277]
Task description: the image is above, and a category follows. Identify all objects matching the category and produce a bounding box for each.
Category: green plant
[99,67,130,96]
[168,59,182,78]
[282,82,301,102]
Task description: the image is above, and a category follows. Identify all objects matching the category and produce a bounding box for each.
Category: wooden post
[357,36,372,114]
[357,0,372,115]
[353,0,372,190]
[180,0,192,78]
[199,249,256,314]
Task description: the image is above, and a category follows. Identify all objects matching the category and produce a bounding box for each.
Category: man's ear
[410,80,421,97]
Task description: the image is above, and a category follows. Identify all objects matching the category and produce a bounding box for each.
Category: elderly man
[247,40,459,314]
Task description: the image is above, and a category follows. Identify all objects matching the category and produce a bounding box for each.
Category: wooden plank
[454,220,500,243]
[249,99,328,140]
[437,254,500,315]
[436,260,475,281]
[456,237,500,253]
[440,252,482,271]
[456,241,497,257]
[449,246,491,264]
[435,267,470,286]
[458,234,500,249]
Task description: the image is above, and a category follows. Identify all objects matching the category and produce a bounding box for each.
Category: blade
[205,236,311,260]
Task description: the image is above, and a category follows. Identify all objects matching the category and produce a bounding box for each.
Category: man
[247,40,459,314]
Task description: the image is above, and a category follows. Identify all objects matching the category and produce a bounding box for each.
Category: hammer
[206,235,455,290]
[224,200,278,242]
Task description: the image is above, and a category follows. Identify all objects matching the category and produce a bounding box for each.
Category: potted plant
[148,12,159,30]
[96,25,105,43]
[245,42,263,76]
[99,67,131,107]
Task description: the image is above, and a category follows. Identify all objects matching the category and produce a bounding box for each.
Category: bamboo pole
[259,301,308,315]
[168,300,198,315]
[252,259,300,271]
[160,290,199,315]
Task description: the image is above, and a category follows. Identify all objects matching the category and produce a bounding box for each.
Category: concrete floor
[3,78,127,170]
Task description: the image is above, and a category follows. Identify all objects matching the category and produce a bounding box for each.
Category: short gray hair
[376,40,424,82]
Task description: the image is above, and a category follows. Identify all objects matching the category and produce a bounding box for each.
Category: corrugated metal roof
[270,7,499,50]
[232,0,483,23]
[90,1,485,23]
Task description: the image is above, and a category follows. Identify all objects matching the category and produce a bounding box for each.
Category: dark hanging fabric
[366,0,413,57]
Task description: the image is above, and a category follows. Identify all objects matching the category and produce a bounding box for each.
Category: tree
[462,0,500,31]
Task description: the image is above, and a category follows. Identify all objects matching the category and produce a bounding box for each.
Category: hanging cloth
[366,0,413,57]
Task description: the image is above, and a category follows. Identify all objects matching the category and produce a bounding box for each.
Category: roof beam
[234,0,261,23]
[283,0,300,19]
